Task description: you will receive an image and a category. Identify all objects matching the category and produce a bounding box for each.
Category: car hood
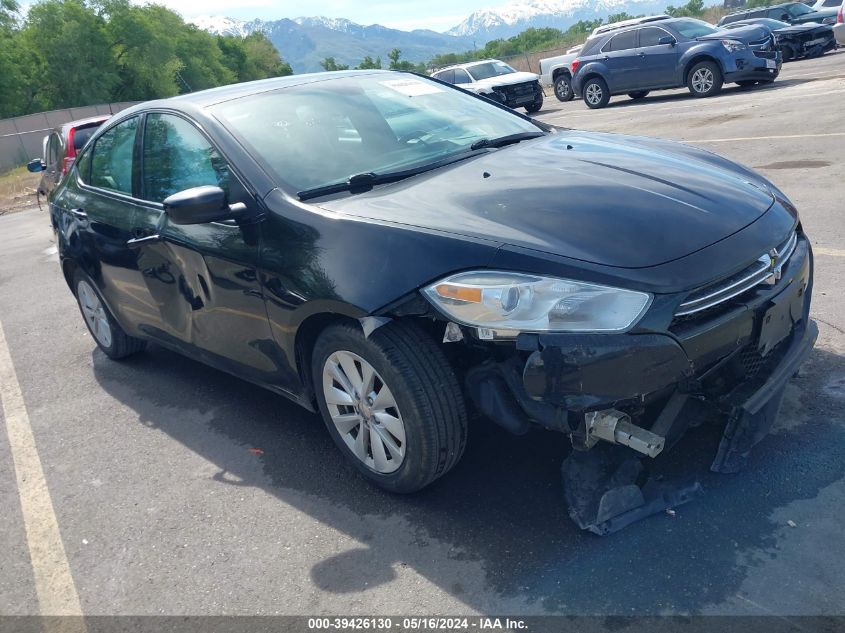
[315,132,776,269]
[704,24,771,43]
[471,71,539,89]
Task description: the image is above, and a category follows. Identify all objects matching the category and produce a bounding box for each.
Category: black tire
[582,76,611,109]
[525,92,544,113]
[627,90,649,100]
[553,74,574,102]
[781,45,795,62]
[312,321,467,494]
[686,60,723,98]
[73,269,146,360]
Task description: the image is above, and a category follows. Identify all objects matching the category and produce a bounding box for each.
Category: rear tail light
[571,59,580,74]
[62,127,77,175]
[837,5,843,23]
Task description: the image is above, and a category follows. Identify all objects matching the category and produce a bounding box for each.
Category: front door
[633,27,680,88]
[131,112,281,385]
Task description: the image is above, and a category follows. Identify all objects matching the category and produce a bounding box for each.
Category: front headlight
[422,271,652,338]
[721,39,748,52]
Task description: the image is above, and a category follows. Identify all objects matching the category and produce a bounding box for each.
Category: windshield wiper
[470,131,545,151]
[297,169,423,201]
[297,142,510,201]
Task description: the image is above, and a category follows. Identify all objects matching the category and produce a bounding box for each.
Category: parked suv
[571,18,781,109]
[834,0,845,44]
[718,2,838,27]
[431,59,544,113]
[27,115,110,198]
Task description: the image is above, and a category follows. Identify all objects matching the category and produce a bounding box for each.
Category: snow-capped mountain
[190,15,474,73]
[447,0,671,40]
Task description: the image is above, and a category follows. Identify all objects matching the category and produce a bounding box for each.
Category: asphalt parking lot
[1,52,844,619]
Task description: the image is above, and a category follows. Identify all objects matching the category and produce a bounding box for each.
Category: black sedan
[48,71,816,532]
[722,17,836,60]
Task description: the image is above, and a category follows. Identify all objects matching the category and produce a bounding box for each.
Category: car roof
[591,14,671,36]
[115,70,406,116]
[433,59,507,73]
[59,114,111,135]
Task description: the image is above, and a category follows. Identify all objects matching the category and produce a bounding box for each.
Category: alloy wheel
[691,68,714,94]
[555,79,570,100]
[78,280,112,348]
[322,350,406,474]
[585,83,603,105]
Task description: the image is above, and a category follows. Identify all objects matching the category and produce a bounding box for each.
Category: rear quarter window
[72,125,101,152]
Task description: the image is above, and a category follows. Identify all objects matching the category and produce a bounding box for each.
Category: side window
[453,69,472,84]
[142,113,229,204]
[90,117,139,195]
[606,30,638,52]
[638,27,669,47]
[435,69,455,84]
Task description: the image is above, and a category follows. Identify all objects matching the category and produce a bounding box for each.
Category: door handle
[638,52,646,57]
[126,233,162,248]
[70,208,87,219]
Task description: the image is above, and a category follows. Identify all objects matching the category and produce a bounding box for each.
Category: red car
[29,115,110,197]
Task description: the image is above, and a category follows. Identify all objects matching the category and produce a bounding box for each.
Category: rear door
[634,26,680,88]
[131,112,279,384]
[601,30,640,92]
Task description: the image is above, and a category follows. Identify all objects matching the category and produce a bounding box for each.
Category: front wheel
[74,270,146,360]
[583,77,611,109]
[628,90,649,100]
[554,74,574,102]
[525,92,544,113]
[312,321,467,493]
[687,61,723,98]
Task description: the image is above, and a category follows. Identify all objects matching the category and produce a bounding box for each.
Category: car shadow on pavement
[91,342,845,614]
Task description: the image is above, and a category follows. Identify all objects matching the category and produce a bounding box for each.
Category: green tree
[387,48,425,72]
[219,32,292,81]
[21,0,120,112]
[666,0,706,17]
[320,56,349,71]
[356,55,382,70]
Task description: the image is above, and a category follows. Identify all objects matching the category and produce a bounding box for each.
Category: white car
[834,0,845,43]
[539,51,581,102]
[431,59,544,113]
[810,0,841,11]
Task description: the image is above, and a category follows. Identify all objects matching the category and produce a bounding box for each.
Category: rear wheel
[312,321,467,493]
[687,61,723,98]
[554,74,574,102]
[583,77,610,109]
[627,90,649,100]
[74,270,146,360]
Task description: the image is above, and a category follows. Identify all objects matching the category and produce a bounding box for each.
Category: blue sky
[156,0,490,31]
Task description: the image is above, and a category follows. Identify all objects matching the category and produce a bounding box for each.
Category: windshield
[788,3,814,16]
[672,18,719,38]
[212,73,541,193]
[466,61,517,81]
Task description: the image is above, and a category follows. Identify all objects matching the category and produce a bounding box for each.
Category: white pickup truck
[538,45,582,102]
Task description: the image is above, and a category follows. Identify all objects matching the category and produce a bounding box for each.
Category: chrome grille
[676,231,797,317]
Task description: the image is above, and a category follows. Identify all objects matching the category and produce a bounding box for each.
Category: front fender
[677,44,728,84]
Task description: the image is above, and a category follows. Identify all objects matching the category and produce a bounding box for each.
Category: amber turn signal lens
[434,284,482,303]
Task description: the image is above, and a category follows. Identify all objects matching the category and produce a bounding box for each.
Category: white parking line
[0,319,85,618]
[690,132,845,143]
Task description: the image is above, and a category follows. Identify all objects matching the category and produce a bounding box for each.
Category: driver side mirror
[658,35,677,46]
[163,186,249,225]
[27,158,46,173]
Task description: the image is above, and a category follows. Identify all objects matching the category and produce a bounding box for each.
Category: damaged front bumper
[465,234,816,533]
